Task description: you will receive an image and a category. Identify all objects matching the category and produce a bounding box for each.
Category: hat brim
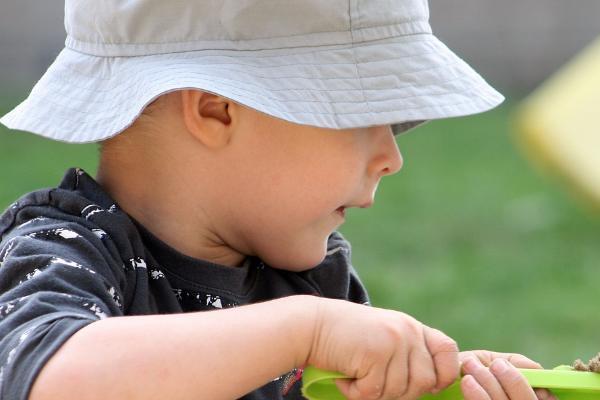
[0,33,503,143]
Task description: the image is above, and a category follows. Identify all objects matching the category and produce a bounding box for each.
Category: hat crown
[65,0,431,56]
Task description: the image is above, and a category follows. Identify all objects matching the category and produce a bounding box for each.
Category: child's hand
[307,298,460,400]
[459,351,557,400]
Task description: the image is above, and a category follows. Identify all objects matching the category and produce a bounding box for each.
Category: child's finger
[490,359,537,400]
[404,347,437,398]
[335,360,388,400]
[424,327,460,391]
[378,350,409,398]
[534,388,558,400]
[462,375,492,400]
[461,357,508,400]
[505,353,543,369]
[463,350,543,370]
[336,378,383,400]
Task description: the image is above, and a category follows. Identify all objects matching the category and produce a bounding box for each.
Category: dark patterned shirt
[0,168,369,400]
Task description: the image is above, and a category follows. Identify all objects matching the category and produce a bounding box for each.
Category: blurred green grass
[1,97,599,368]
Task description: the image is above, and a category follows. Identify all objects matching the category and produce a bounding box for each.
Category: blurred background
[1,1,599,368]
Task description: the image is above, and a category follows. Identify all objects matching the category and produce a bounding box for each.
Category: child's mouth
[335,206,346,218]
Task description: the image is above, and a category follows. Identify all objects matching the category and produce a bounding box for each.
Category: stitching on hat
[43,59,477,114]
[52,56,459,95]
[67,20,429,50]
[67,31,433,63]
[157,45,449,70]
[349,0,375,123]
[40,63,484,118]
[62,38,446,82]
[101,35,435,65]
[12,83,500,142]
[25,76,496,122]
[30,48,492,111]
[26,76,498,125]
[18,94,500,144]
[52,49,460,94]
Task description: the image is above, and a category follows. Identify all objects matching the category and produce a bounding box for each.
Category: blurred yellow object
[514,36,600,210]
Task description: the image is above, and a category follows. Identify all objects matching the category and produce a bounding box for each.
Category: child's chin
[254,233,329,271]
[263,246,327,272]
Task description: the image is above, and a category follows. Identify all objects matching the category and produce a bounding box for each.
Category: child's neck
[95,150,246,268]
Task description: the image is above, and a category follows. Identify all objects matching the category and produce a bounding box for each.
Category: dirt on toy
[572,353,600,372]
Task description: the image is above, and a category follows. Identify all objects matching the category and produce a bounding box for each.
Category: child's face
[214,104,403,271]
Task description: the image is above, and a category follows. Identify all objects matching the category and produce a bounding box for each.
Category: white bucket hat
[0,0,504,143]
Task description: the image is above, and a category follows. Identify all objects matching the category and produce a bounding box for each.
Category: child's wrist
[281,294,323,368]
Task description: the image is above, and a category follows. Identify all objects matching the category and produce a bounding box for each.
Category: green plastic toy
[301,365,600,400]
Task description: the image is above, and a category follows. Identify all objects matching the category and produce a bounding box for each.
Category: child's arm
[29,295,316,400]
[29,295,460,400]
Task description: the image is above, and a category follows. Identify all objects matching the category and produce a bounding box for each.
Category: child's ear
[180,89,233,149]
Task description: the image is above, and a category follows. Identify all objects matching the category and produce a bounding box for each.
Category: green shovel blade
[301,365,600,400]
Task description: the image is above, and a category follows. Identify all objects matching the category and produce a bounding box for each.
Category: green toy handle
[301,365,600,400]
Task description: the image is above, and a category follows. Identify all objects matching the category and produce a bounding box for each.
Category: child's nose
[369,125,403,178]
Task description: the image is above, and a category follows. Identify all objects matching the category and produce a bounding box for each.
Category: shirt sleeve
[0,219,126,400]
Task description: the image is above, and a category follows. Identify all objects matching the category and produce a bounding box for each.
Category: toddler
[0,1,552,399]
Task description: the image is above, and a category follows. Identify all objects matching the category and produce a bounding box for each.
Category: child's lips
[335,206,346,218]
[335,201,372,218]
